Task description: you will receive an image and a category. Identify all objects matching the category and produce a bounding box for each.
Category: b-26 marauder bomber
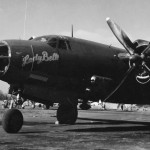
[1,18,150,133]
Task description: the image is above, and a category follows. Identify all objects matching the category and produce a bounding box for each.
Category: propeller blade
[142,42,150,55]
[106,18,135,55]
[103,65,136,102]
[142,62,150,74]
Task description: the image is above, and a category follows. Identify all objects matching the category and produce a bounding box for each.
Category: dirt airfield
[0,105,150,150]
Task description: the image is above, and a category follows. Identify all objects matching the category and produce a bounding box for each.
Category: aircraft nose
[0,41,10,74]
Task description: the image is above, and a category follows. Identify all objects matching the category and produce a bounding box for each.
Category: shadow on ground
[68,117,150,133]
[24,121,52,126]
[77,117,150,125]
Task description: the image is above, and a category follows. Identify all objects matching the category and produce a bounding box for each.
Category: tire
[2,109,23,133]
[57,104,78,124]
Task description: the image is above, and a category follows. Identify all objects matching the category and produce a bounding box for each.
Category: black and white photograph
[0,0,150,149]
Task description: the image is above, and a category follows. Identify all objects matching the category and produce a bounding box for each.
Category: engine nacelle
[86,75,114,101]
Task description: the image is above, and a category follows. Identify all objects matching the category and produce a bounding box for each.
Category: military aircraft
[1,18,150,133]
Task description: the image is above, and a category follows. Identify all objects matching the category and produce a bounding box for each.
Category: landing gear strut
[79,101,91,110]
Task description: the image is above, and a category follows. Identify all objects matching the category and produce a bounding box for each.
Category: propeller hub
[129,54,142,65]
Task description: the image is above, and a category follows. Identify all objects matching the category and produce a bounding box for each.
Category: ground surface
[0,107,150,150]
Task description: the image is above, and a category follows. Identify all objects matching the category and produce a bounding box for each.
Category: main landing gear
[57,104,78,124]
[79,100,91,110]
[57,97,78,124]
[2,99,78,133]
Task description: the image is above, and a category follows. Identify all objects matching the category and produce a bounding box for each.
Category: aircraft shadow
[20,131,48,134]
[20,121,52,134]
[68,125,150,133]
[24,121,52,126]
[0,141,16,145]
[69,117,150,133]
[77,117,150,125]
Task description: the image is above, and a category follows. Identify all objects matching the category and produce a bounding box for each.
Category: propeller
[103,17,150,102]
[106,17,150,82]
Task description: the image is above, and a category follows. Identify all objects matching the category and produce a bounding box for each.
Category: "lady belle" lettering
[22,51,59,66]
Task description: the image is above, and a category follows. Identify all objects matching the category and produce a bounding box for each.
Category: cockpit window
[58,40,67,50]
[32,36,71,50]
[48,38,57,48]
[33,36,48,42]
[58,39,71,50]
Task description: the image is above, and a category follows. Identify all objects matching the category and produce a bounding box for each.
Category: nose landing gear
[2,109,23,133]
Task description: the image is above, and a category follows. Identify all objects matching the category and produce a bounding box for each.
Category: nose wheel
[2,109,23,133]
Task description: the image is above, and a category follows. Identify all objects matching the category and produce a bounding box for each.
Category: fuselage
[0,35,128,81]
[0,35,129,103]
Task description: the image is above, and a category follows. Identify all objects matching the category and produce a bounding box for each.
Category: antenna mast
[23,0,28,39]
[71,24,73,38]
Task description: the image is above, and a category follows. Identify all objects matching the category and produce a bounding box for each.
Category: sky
[0,0,150,93]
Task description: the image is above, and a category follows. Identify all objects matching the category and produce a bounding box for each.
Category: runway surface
[0,107,150,150]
